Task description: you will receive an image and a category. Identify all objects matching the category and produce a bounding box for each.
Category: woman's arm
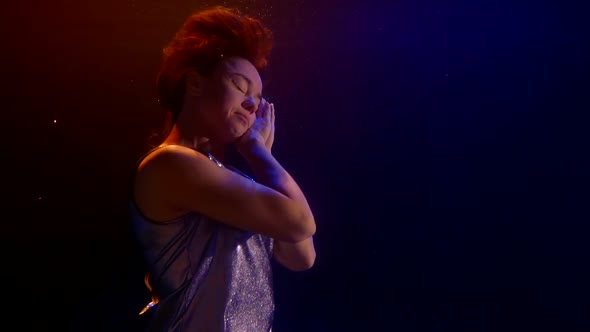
[134,145,315,243]
[237,100,316,271]
[273,237,316,271]
[239,142,316,271]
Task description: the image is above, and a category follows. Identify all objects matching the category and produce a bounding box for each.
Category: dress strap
[194,148,255,182]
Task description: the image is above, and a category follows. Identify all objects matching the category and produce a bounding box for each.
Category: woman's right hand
[237,98,275,154]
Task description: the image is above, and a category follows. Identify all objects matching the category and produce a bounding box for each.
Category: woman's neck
[162,125,226,160]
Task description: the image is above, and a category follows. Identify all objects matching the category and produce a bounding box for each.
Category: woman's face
[195,56,263,143]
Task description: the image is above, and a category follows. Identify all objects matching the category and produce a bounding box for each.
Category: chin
[227,127,247,140]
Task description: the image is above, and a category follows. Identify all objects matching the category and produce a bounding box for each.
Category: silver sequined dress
[129,147,275,332]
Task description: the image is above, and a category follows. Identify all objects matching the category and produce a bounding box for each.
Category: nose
[242,96,257,114]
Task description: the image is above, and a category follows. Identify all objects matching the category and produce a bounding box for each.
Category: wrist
[237,136,267,157]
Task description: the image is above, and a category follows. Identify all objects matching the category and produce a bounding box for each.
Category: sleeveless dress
[129,146,275,332]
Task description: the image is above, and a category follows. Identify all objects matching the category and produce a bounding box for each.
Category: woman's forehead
[221,57,261,83]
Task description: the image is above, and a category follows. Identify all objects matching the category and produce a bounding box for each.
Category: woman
[128,6,316,332]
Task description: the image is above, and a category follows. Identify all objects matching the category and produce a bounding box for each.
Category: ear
[185,70,204,97]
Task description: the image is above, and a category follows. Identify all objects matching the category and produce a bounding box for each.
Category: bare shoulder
[137,144,205,171]
[133,145,213,221]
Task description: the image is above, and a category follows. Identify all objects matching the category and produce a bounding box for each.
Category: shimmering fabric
[129,147,275,332]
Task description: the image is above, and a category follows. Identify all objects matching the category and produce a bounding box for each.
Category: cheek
[203,83,244,117]
[202,88,231,112]
[224,87,244,104]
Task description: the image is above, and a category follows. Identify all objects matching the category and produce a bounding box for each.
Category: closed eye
[232,78,247,94]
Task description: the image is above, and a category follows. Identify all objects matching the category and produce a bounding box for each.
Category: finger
[270,104,275,136]
[256,98,267,118]
[265,101,272,120]
[270,103,275,124]
[259,99,269,119]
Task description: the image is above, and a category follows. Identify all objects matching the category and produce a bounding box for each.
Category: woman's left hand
[237,98,275,153]
[264,100,275,151]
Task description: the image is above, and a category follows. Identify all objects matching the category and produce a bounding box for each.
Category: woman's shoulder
[133,144,211,221]
[138,144,207,169]
[147,144,198,157]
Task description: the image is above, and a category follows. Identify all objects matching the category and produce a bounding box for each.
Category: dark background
[3,0,589,331]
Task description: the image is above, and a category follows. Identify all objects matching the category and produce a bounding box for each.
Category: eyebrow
[230,72,262,102]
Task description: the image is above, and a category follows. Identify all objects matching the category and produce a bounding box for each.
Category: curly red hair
[156,6,273,123]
